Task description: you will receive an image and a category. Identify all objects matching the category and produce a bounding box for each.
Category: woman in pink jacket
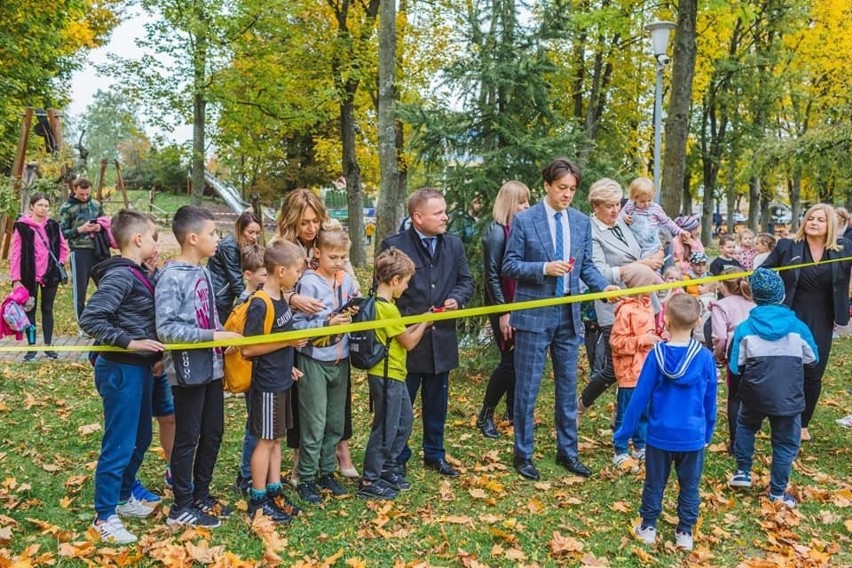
[9,192,69,361]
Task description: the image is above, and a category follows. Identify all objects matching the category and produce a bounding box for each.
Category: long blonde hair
[492,181,530,226]
[276,189,329,245]
[795,203,841,251]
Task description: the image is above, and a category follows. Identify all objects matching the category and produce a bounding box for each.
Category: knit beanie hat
[749,267,785,305]
[675,215,700,232]
[689,251,709,264]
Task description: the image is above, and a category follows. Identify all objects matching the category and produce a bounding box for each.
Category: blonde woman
[761,203,852,441]
[477,181,530,438]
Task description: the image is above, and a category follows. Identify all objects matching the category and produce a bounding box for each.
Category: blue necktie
[555,212,564,296]
[423,237,436,256]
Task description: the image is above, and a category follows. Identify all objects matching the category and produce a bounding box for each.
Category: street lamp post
[644,20,677,202]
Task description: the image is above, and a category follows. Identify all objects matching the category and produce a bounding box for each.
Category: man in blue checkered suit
[503,158,617,481]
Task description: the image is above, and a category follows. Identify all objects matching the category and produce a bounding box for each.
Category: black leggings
[25,283,58,345]
[483,347,515,412]
[726,369,741,450]
[580,325,615,407]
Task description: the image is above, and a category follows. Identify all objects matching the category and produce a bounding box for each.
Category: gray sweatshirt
[292,270,359,363]
[155,261,224,386]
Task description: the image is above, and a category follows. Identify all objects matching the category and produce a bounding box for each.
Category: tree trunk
[376,0,403,253]
[660,0,698,217]
[789,176,801,232]
[747,176,760,232]
[340,93,365,267]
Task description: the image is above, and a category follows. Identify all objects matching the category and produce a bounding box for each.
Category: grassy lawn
[1,309,851,566]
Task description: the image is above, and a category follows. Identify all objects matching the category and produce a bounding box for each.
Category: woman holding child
[275,188,359,480]
[9,192,69,361]
[761,203,852,441]
[477,181,530,437]
[579,179,664,412]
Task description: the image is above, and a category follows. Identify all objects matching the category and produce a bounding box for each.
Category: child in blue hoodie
[614,293,717,552]
[727,268,818,508]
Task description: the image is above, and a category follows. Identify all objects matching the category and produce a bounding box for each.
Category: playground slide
[204,172,277,222]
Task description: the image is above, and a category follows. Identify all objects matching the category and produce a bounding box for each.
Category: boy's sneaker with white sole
[115,495,155,518]
[93,515,137,544]
[166,504,221,528]
[634,524,656,545]
[728,470,752,488]
[675,530,694,551]
[769,492,797,508]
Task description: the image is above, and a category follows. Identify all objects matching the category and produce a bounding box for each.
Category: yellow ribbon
[1,257,847,353]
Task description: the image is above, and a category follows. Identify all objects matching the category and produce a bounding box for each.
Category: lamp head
[645,21,677,58]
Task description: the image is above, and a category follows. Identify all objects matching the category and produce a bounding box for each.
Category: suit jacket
[502,202,609,335]
[761,237,852,326]
[379,227,474,374]
[590,216,644,327]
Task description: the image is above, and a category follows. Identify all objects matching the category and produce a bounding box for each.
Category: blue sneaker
[164,468,173,489]
[728,470,752,488]
[131,479,162,503]
[769,492,797,508]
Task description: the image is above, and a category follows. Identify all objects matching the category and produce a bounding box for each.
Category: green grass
[1,321,851,566]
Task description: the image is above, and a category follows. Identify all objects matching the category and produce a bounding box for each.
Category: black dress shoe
[513,456,540,481]
[556,454,592,477]
[423,459,459,477]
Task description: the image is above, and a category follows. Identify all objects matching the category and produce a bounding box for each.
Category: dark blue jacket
[729,304,818,416]
[81,257,160,367]
[378,227,474,375]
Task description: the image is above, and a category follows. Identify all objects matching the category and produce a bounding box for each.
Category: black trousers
[580,325,615,407]
[25,283,58,345]
[483,347,515,413]
[71,248,96,321]
[803,323,833,428]
[170,379,224,508]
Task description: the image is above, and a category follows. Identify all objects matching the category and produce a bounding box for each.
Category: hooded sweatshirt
[9,215,69,286]
[80,256,160,367]
[729,304,818,416]
[614,339,717,452]
[292,269,359,363]
[610,295,655,388]
[155,262,223,386]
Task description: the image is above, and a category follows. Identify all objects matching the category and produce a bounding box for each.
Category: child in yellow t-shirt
[357,248,431,500]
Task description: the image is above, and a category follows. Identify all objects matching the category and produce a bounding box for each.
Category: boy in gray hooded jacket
[155,206,241,528]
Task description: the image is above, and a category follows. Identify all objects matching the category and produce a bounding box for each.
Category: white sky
[68,7,192,144]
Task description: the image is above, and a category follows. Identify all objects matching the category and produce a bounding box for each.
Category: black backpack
[349,294,390,370]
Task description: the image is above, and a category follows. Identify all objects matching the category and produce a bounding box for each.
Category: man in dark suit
[378,188,474,477]
[503,158,617,481]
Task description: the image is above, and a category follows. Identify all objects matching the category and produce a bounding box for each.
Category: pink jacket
[9,215,69,285]
[710,294,755,364]
[673,236,705,275]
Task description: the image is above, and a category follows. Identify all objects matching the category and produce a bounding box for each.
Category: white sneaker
[613,453,639,473]
[634,524,656,545]
[93,515,137,544]
[675,530,694,551]
[631,448,646,461]
[116,495,155,518]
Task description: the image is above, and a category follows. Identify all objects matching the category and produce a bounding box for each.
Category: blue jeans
[93,358,154,520]
[240,395,256,480]
[513,315,580,459]
[640,445,704,534]
[399,371,450,464]
[613,386,647,455]
[734,405,801,495]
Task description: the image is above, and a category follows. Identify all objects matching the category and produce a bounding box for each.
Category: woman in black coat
[476,181,530,437]
[762,203,852,441]
[208,211,262,324]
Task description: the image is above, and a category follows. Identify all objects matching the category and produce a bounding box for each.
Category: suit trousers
[513,307,580,459]
[399,371,450,464]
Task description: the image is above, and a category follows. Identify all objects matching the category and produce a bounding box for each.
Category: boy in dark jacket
[80,210,164,544]
[155,206,241,528]
[728,268,818,508]
[614,293,717,552]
